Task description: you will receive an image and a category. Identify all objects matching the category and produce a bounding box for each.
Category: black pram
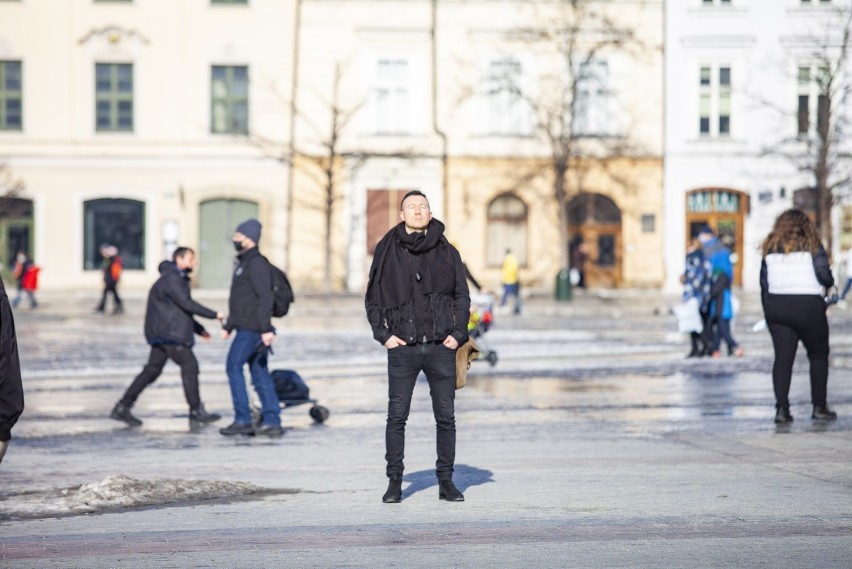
[271,369,330,423]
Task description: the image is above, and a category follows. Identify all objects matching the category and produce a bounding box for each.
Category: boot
[189,404,221,425]
[438,479,464,502]
[812,405,838,421]
[774,406,793,424]
[110,402,142,426]
[382,477,402,503]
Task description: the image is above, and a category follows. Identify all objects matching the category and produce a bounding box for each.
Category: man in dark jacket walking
[365,190,470,503]
[0,276,23,465]
[110,247,223,427]
[219,219,282,437]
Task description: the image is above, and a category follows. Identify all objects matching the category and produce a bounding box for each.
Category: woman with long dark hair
[760,209,837,423]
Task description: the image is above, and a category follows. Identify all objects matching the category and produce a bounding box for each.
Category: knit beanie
[236,218,262,244]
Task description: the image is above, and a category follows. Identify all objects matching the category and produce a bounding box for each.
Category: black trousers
[385,342,457,480]
[97,282,122,311]
[120,344,201,410]
[764,294,829,408]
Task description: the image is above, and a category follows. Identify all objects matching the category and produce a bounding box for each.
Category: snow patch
[0,474,293,520]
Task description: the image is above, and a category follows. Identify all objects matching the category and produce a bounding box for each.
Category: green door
[199,199,258,289]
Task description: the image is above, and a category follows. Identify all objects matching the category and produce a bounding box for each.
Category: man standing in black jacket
[219,219,282,437]
[110,247,223,427]
[365,191,470,503]
[0,276,23,465]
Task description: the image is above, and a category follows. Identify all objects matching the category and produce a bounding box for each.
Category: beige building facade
[1,0,663,293]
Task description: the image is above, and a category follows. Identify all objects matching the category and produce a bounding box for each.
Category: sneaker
[189,404,222,425]
[110,403,142,427]
[219,422,255,436]
[255,424,285,437]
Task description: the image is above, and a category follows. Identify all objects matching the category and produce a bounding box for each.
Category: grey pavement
[0,289,850,568]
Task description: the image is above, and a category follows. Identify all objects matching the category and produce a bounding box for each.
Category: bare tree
[759,6,852,251]
[488,0,650,269]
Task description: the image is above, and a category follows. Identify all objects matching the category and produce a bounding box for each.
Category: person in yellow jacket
[500,248,521,315]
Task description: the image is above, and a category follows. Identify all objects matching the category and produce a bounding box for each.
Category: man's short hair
[400,190,428,210]
[172,246,194,261]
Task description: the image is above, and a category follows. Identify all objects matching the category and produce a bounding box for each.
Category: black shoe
[812,405,838,421]
[382,478,402,503]
[255,424,284,437]
[774,407,793,424]
[189,404,222,425]
[110,403,142,426]
[219,422,255,436]
[438,479,464,502]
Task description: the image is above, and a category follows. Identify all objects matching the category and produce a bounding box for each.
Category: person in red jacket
[95,244,123,314]
[11,251,38,309]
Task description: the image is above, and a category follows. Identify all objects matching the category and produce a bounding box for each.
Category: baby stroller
[252,369,329,424]
[468,293,498,366]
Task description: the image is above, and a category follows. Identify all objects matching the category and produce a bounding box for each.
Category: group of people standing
[682,210,839,424]
[681,226,743,359]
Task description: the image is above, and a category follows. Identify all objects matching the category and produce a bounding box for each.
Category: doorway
[685,189,748,286]
[0,197,34,272]
[199,199,258,289]
[567,193,623,288]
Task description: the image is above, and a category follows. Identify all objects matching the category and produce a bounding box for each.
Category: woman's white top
[764,252,822,295]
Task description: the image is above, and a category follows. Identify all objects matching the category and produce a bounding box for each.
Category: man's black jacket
[144,261,218,346]
[225,247,274,333]
[0,278,23,442]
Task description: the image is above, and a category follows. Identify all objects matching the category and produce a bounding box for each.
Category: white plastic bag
[673,297,702,334]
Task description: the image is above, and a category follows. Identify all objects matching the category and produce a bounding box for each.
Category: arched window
[487,193,527,266]
[83,198,145,270]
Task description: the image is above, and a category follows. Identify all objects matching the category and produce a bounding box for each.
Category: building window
[83,198,145,270]
[211,65,249,134]
[0,61,22,131]
[574,60,613,136]
[484,57,529,136]
[487,193,528,267]
[698,65,731,137]
[95,63,133,132]
[703,0,732,5]
[797,65,830,137]
[373,59,409,134]
[641,214,656,233]
[212,0,247,4]
[800,0,832,4]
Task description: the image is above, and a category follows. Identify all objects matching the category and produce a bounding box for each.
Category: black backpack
[263,256,294,317]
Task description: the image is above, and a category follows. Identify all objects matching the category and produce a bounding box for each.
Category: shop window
[83,198,145,270]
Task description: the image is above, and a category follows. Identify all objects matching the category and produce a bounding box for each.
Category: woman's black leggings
[764,294,829,408]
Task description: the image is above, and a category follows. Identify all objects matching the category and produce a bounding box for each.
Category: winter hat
[236,218,262,244]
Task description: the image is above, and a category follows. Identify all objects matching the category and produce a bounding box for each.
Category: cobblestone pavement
[1,289,850,568]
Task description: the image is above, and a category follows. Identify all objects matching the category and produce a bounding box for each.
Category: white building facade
[665,0,852,292]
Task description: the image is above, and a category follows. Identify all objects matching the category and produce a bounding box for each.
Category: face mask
[233,240,244,252]
[183,267,193,275]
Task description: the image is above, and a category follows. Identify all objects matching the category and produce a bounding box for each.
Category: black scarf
[366,219,455,321]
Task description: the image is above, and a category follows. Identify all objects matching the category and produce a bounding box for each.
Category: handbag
[455,338,480,390]
[673,296,702,333]
[825,286,840,306]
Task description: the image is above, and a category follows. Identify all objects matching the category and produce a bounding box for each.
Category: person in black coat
[0,276,23,465]
[365,190,470,504]
[110,247,223,427]
[218,219,283,437]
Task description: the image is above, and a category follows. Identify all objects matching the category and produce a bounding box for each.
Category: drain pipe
[431,0,449,213]
[284,0,302,273]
